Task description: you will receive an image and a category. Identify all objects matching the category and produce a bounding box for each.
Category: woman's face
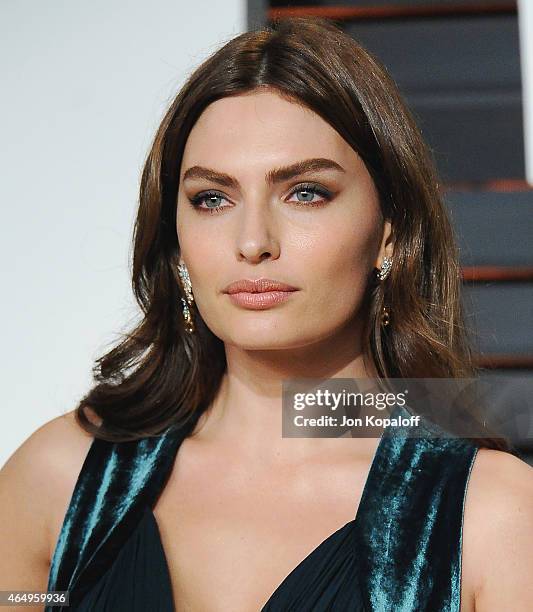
[176,89,392,349]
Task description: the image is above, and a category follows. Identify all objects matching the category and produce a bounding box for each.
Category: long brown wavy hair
[74,17,515,454]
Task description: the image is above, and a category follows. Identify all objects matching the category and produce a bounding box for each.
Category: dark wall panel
[445,191,533,266]
[343,15,524,181]
[462,284,533,354]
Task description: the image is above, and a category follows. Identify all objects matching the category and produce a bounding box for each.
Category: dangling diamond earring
[177,262,195,334]
[376,256,393,281]
[375,256,392,327]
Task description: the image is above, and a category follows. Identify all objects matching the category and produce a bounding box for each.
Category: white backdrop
[0,0,246,467]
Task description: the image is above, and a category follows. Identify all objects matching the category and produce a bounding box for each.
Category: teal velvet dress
[45,403,479,611]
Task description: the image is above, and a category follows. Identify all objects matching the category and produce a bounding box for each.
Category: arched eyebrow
[181,158,345,189]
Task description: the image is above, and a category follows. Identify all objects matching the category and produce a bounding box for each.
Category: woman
[1,17,532,612]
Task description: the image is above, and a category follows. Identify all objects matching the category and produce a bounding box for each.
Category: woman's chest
[152,451,372,611]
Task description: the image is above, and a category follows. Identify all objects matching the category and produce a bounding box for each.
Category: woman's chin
[221,326,327,351]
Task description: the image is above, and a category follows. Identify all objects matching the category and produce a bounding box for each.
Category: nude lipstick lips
[223,278,299,310]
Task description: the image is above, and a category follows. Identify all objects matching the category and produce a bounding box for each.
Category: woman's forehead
[181,91,360,176]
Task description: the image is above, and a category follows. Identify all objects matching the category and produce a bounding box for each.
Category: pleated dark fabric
[46,403,479,611]
[72,506,174,611]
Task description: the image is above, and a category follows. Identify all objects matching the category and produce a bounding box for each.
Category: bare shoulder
[1,408,97,504]
[0,408,99,582]
[462,447,533,612]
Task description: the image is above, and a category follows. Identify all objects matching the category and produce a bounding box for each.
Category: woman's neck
[191,316,379,464]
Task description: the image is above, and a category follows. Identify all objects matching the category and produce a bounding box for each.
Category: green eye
[188,191,229,213]
[288,183,332,206]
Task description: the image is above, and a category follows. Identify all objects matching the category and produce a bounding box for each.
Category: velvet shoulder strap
[45,418,196,610]
[355,404,479,611]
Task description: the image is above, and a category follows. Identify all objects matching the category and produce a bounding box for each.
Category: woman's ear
[375,219,394,268]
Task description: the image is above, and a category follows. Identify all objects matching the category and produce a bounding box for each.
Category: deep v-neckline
[149,405,398,611]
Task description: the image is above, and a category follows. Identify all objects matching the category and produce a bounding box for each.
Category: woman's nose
[235,198,280,263]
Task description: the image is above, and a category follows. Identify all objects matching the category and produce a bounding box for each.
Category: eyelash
[187,183,333,214]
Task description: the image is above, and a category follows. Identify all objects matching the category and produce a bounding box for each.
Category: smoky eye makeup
[186,182,335,214]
